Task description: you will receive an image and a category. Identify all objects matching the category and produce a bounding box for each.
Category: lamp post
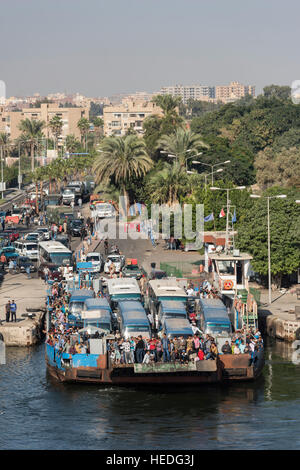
[250,194,287,305]
[161,149,202,171]
[210,186,246,252]
[193,159,230,185]
[187,170,208,188]
[0,146,4,199]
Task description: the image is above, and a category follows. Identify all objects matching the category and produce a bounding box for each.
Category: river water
[0,338,299,450]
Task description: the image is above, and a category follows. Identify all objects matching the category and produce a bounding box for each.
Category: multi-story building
[159,84,215,103]
[103,99,163,136]
[215,81,255,103]
[160,81,255,104]
[0,102,89,141]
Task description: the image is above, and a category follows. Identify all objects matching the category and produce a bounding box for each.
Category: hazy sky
[1,0,299,97]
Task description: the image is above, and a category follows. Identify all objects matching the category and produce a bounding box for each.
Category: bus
[147,279,188,329]
[81,298,112,332]
[106,278,141,310]
[38,241,72,267]
[157,300,187,328]
[117,300,151,339]
[198,298,232,337]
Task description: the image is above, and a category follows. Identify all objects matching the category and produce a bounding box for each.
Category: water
[0,338,300,449]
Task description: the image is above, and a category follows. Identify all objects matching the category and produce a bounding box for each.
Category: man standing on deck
[136,335,145,363]
[10,300,17,322]
[5,301,11,323]
[162,334,170,362]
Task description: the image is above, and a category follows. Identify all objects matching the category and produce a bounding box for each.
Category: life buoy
[223,280,233,290]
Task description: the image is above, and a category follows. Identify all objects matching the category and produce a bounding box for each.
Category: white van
[15,241,39,261]
[85,252,103,272]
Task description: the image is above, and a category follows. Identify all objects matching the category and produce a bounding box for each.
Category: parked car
[15,256,36,273]
[24,232,43,242]
[0,246,19,262]
[122,263,147,280]
[38,262,62,281]
[85,252,103,272]
[36,227,50,240]
[69,219,84,237]
[148,269,167,280]
[104,254,125,274]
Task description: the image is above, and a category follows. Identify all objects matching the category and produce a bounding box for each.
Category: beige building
[103,100,163,136]
[0,103,89,141]
[215,81,255,103]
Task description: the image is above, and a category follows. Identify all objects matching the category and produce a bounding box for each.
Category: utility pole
[0,146,4,199]
[18,141,21,190]
[267,197,272,305]
[225,189,230,252]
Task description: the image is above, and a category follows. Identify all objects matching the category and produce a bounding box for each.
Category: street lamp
[194,159,231,185]
[210,186,246,252]
[250,193,287,305]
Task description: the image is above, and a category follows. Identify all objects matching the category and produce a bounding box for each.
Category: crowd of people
[45,279,263,368]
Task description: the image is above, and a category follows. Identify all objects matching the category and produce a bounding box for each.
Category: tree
[18,119,45,171]
[93,135,153,202]
[255,146,300,189]
[157,128,209,171]
[77,118,90,150]
[92,117,104,143]
[152,94,182,117]
[48,115,63,151]
[147,163,188,205]
[65,134,81,154]
[263,85,291,100]
[237,188,300,287]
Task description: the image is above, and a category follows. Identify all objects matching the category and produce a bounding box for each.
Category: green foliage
[179,99,222,118]
[93,135,153,198]
[157,128,209,171]
[263,85,291,100]
[237,188,300,280]
[255,146,300,189]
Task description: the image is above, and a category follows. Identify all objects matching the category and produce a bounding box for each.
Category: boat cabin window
[217,260,235,275]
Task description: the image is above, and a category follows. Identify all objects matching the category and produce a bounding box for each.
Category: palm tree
[18,119,45,171]
[92,117,104,143]
[30,167,46,213]
[93,135,153,203]
[148,163,188,205]
[157,128,209,171]
[48,115,63,151]
[77,118,90,150]
[65,134,81,155]
[152,94,182,117]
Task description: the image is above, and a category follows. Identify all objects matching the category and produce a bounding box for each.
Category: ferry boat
[45,335,264,385]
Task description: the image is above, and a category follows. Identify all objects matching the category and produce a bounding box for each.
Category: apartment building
[103,100,163,136]
[0,103,89,141]
[160,84,215,103]
[215,81,255,103]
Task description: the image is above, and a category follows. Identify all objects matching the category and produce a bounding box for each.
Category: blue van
[82,298,112,332]
[198,298,231,336]
[158,300,187,327]
[117,300,151,339]
[68,289,95,317]
[161,318,194,339]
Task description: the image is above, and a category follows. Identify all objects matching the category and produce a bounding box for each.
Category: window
[129,114,136,117]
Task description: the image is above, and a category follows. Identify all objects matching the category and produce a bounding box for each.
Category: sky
[0,0,299,97]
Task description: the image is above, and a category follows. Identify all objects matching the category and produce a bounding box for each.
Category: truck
[90,200,115,219]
